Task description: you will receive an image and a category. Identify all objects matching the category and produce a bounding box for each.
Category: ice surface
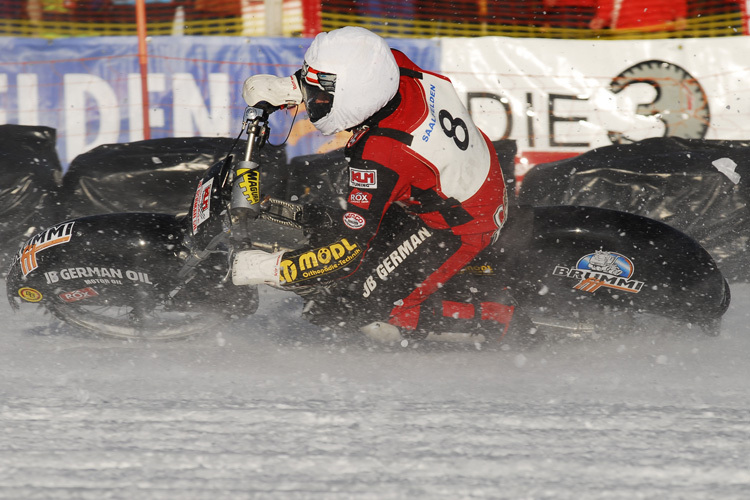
[2,283,750,499]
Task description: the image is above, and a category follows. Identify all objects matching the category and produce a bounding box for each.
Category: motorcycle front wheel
[45,300,230,341]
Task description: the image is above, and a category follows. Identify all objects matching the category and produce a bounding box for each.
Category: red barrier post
[136,0,151,140]
[302,0,321,37]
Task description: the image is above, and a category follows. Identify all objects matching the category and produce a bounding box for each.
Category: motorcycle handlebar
[243,105,269,124]
[245,101,286,121]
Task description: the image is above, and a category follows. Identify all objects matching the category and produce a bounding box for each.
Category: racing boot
[360,321,403,343]
[360,321,488,344]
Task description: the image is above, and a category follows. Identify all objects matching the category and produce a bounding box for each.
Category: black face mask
[300,80,335,123]
[299,63,337,123]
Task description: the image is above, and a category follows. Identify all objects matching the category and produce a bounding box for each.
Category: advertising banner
[441,36,750,174]
[2,34,749,172]
[0,36,439,167]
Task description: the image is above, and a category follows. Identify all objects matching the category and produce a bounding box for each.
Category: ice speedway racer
[5,104,731,344]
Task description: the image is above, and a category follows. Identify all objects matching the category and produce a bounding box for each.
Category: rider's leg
[386,231,491,332]
[300,210,532,342]
[364,227,535,343]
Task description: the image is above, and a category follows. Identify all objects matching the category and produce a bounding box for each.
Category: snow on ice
[1,283,750,499]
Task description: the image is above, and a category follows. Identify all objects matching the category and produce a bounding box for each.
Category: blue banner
[0,36,439,168]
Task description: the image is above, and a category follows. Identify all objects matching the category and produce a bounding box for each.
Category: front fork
[229,106,307,248]
[229,106,267,245]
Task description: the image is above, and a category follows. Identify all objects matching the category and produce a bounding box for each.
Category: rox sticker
[348,189,372,209]
[553,250,644,294]
[59,287,99,303]
[281,238,361,284]
[237,168,260,204]
[192,177,214,233]
[350,168,377,189]
[17,221,75,276]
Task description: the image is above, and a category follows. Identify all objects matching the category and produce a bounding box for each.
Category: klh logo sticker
[350,168,377,189]
[552,250,644,294]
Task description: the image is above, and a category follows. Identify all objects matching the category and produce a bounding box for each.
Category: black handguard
[296,203,337,230]
[296,203,354,249]
[254,101,282,115]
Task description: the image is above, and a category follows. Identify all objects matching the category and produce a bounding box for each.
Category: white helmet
[300,27,400,136]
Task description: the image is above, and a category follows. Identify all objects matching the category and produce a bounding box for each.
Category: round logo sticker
[576,250,634,278]
[343,211,366,230]
[18,287,43,303]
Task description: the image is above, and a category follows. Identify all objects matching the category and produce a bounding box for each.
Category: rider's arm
[276,158,403,287]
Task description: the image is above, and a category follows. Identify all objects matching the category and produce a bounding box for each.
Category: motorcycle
[6,106,732,343]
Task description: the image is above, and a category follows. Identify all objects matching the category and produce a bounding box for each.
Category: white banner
[441,36,750,171]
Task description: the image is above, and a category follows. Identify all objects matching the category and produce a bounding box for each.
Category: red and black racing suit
[279,50,508,333]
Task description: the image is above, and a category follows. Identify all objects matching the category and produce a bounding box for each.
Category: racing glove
[232,249,285,286]
[242,74,303,109]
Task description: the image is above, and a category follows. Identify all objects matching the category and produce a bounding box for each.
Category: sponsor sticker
[362,227,432,298]
[192,177,214,233]
[460,264,495,276]
[59,287,99,303]
[350,168,377,189]
[346,126,368,148]
[553,250,644,294]
[342,212,366,230]
[18,287,43,303]
[280,238,362,284]
[237,168,260,204]
[421,83,438,143]
[348,189,372,209]
[44,267,153,286]
[17,222,75,276]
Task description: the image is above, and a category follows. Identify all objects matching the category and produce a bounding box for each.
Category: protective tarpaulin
[0,124,62,265]
[518,137,750,282]
[61,137,287,218]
